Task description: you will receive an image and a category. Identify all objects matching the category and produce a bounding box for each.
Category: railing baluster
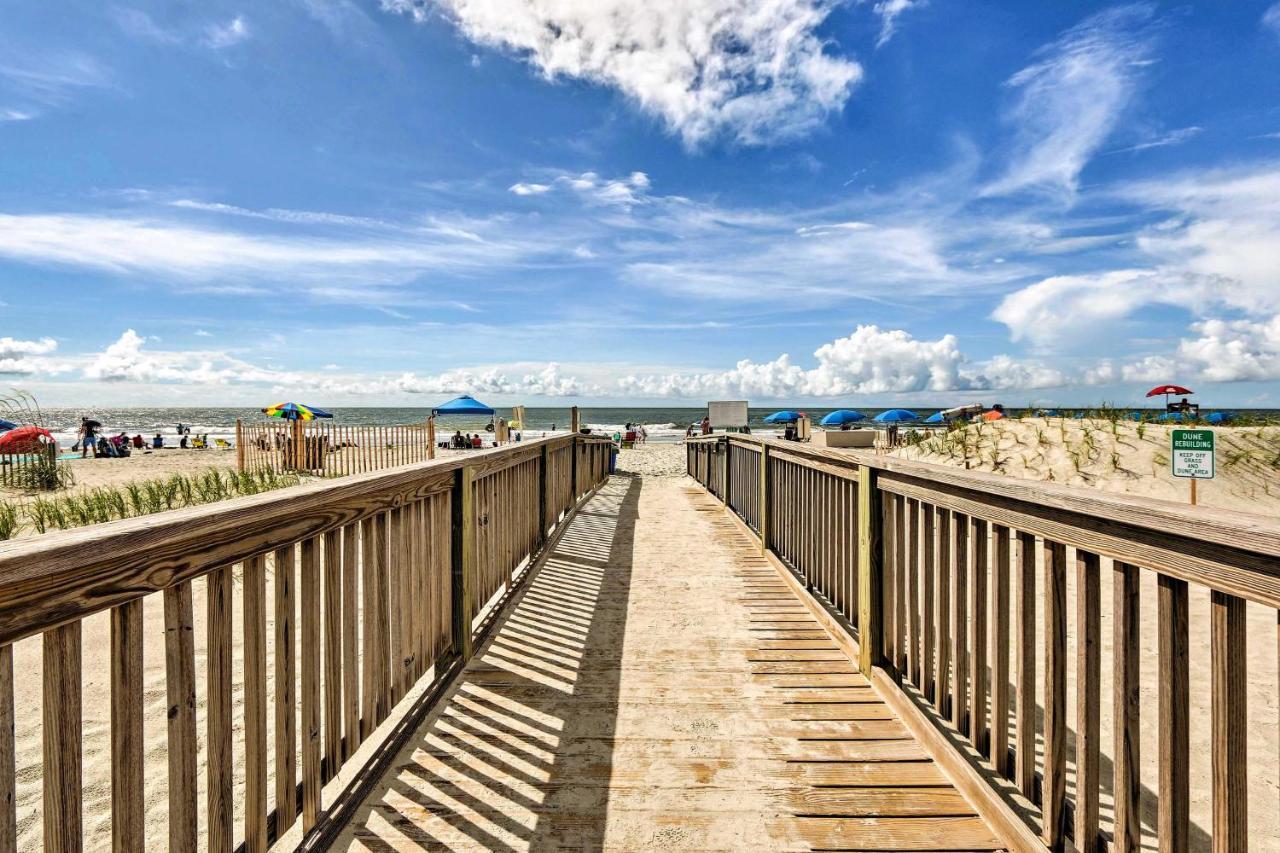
[1043,540,1067,850]
[921,505,936,702]
[1158,574,1189,853]
[968,517,987,748]
[275,544,298,832]
[1113,560,1141,853]
[301,536,322,829]
[164,582,197,853]
[0,643,12,851]
[208,565,235,851]
[936,509,952,720]
[1075,549,1101,853]
[1014,531,1036,799]
[907,498,920,686]
[952,512,968,733]
[244,555,268,852]
[110,601,144,852]
[44,622,82,852]
[1211,590,1247,851]
[323,528,343,780]
[990,525,1010,775]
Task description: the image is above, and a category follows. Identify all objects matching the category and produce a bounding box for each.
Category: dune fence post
[570,406,580,435]
[235,419,244,472]
[427,417,435,460]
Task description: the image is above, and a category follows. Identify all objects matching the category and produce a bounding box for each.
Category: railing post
[235,419,244,473]
[721,438,730,508]
[570,436,579,501]
[450,466,475,661]
[759,444,770,554]
[538,443,549,545]
[857,464,883,676]
[427,417,435,460]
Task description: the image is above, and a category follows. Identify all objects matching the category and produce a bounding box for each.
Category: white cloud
[383,0,862,146]
[0,337,56,358]
[0,50,111,106]
[984,4,1154,198]
[1111,125,1202,153]
[1265,3,1280,39]
[113,8,183,44]
[194,329,213,337]
[0,109,33,122]
[508,182,550,196]
[0,337,58,376]
[871,0,924,48]
[204,16,250,49]
[991,269,1168,346]
[1173,316,1280,382]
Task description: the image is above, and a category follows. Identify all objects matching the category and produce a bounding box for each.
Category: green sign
[1171,429,1214,479]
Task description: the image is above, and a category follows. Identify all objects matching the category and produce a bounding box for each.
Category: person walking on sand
[78,417,98,459]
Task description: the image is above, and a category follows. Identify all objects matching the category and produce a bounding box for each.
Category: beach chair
[214,438,232,450]
[192,438,207,450]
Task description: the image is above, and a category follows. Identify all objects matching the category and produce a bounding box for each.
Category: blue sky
[2,0,1280,407]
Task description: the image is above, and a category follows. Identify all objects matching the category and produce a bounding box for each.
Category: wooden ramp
[333,475,1005,852]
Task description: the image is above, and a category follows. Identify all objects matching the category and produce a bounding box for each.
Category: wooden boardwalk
[334,474,1004,851]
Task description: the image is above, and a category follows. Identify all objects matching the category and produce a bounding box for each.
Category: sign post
[1170,428,1214,506]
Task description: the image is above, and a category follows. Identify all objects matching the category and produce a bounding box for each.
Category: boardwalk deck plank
[332,477,1007,852]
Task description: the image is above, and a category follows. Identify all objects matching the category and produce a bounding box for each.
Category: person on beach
[700,416,711,435]
[153,433,164,449]
[78,417,97,459]
[471,434,482,449]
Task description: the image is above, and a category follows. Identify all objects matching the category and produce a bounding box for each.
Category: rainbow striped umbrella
[261,402,333,421]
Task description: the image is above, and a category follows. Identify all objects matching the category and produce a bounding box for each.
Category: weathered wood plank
[164,582,197,853]
[301,536,322,830]
[784,816,1002,850]
[968,516,987,748]
[1113,560,1141,853]
[1075,549,1101,853]
[789,787,974,816]
[275,545,298,832]
[1159,574,1189,853]
[1014,530,1036,799]
[0,644,12,852]
[207,566,234,851]
[44,622,82,853]
[341,522,359,757]
[1043,540,1067,849]
[110,601,143,852]
[323,528,342,780]
[990,524,1010,774]
[1211,591,1247,852]
[243,555,268,853]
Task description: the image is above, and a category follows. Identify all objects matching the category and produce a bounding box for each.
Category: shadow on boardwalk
[340,475,641,851]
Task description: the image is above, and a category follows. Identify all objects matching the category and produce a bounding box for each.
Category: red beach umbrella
[1145,384,1194,398]
[0,426,52,453]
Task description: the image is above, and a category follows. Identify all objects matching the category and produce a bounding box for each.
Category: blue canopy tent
[763,410,802,424]
[923,411,945,424]
[431,395,495,416]
[819,409,865,427]
[873,409,919,423]
[0,419,16,433]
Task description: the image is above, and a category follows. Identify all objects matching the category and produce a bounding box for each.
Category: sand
[890,417,1280,515]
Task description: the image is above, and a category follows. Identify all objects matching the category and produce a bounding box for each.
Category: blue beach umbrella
[873,409,919,423]
[923,411,945,424]
[819,409,866,426]
[262,402,333,420]
[763,410,802,424]
[1206,411,1234,424]
[432,395,495,416]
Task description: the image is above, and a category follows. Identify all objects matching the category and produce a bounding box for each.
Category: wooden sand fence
[0,432,612,851]
[236,418,438,477]
[689,433,1276,853]
[0,442,57,488]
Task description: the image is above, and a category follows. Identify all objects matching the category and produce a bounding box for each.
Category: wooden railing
[0,433,613,851]
[237,418,438,476]
[689,433,1278,853]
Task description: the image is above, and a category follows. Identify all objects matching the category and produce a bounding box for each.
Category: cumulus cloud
[616,325,1066,398]
[991,269,1168,347]
[984,4,1154,198]
[382,0,862,146]
[0,337,59,376]
[508,182,550,196]
[1173,316,1280,382]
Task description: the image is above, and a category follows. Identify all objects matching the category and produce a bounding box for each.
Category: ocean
[27,405,1280,448]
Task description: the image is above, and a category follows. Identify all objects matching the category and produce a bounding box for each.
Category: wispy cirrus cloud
[1110,125,1202,153]
[983,4,1156,199]
[203,16,251,50]
[382,0,862,147]
[870,0,925,48]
